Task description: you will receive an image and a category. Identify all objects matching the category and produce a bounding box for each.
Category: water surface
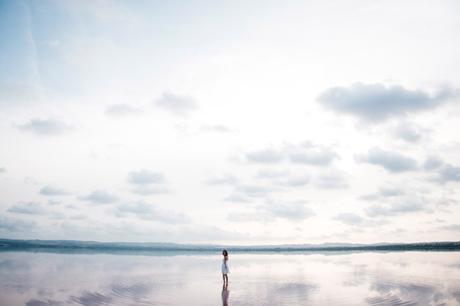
[0,251,459,305]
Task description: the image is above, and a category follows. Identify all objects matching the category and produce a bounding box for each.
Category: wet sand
[0,251,459,305]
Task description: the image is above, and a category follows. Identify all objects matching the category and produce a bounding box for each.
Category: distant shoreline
[1,238,459,254]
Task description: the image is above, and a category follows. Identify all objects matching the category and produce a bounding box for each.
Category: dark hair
[222,249,228,256]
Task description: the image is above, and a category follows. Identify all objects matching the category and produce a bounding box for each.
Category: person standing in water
[221,249,229,287]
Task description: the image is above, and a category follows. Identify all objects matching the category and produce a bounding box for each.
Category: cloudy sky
[1,0,459,244]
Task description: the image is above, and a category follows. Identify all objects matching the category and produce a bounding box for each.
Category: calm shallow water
[0,251,459,306]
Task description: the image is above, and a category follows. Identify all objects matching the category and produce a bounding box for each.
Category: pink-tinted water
[0,251,459,305]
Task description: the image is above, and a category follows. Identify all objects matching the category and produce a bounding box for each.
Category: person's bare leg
[222,274,225,285]
[224,274,228,286]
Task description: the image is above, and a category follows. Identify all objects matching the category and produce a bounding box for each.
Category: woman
[221,249,229,287]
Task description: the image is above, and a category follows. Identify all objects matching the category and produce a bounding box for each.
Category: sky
[0,0,459,245]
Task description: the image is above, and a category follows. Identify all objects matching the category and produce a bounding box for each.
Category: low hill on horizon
[1,238,459,253]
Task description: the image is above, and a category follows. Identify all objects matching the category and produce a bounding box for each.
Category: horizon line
[1,237,459,248]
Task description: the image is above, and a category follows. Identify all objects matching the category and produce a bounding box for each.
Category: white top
[221,258,229,274]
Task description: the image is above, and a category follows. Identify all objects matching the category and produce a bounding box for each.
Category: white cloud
[314,172,348,189]
[115,202,189,224]
[256,169,290,179]
[79,190,118,204]
[277,175,310,187]
[0,216,36,232]
[439,224,460,232]
[205,174,239,186]
[360,186,405,201]
[228,199,315,223]
[245,142,338,167]
[365,196,429,217]
[286,142,338,166]
[391,121,423,143]
[39,186,71,196]
[318,83,459,122]
[131,186,169,195]
[436,164,460,184]
[154,92,197,116]
[334,213,364,225]
[235,184,274,198]
[128,170,165,185]
[422,156,460,184]
[127,170,169,195]
[17,118,72,135]
[7,201,47,215]
[223,194,251,203]
[263,199,315,221]
[356,148,418,172]
[246,148,284,164]
[105,104,141,116]
[423,156,444,171]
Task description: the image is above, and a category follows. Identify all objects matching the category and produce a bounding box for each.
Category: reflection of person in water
[221,284,229,306]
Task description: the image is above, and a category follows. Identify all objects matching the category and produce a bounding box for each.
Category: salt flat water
[0,251,459,306]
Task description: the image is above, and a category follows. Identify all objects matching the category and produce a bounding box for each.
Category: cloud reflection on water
[0,251,459,306]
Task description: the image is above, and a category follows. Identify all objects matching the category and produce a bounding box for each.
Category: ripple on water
[366,294,416,306]
[110,281,154,305]
[274,282,318,300]
[68,281,155,306]
[69,291,113,306]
